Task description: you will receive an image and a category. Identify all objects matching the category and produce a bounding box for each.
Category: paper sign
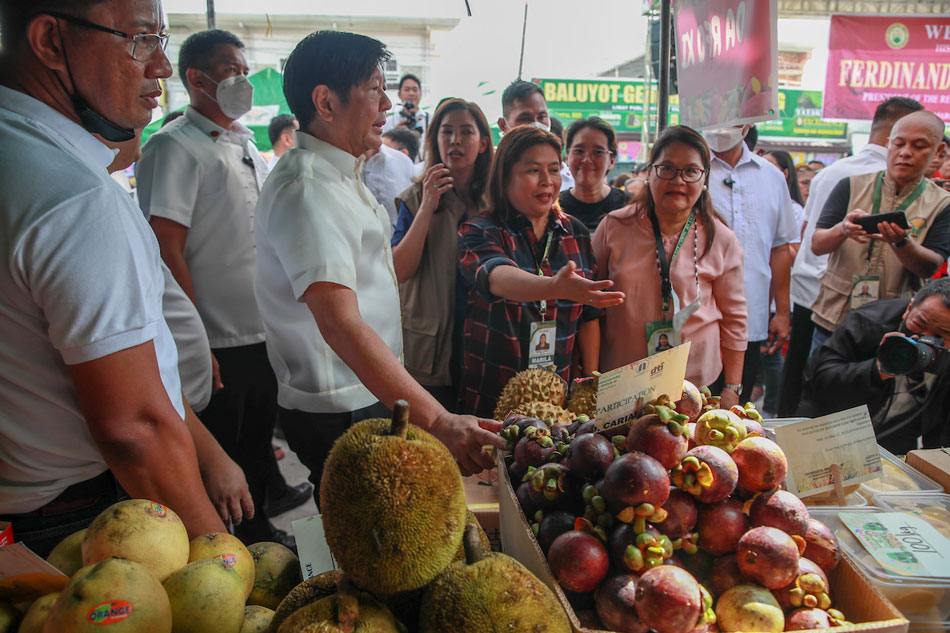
[291,514,338,580]
[840,511,950,578]
[0,543,69,602]
[773,406,882,498]
[592,342,690,433]
[0,522,11,548]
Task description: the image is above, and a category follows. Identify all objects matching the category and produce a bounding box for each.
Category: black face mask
[55,21,135,142]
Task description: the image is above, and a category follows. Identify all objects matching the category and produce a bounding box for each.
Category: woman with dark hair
[764,150,806,256]
[558,117,629,231]
[391,99,493,407]
[593,126,748,407]
[458,126,624,418]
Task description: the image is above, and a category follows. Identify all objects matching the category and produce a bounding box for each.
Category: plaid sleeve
[458,219,518,303]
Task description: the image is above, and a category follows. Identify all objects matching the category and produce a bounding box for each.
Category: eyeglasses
[650,164,706,183]
[569,147,612,160]
[44,12,169,62]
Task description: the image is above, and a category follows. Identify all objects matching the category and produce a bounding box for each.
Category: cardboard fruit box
[497,454,908,633]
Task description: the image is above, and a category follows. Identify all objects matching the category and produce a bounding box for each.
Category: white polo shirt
[136,106,267,349]
[0,86,183,513]
[254,131,403,413]
[161,262,213,413]
[709,144,800,342]
[791,144,888,310]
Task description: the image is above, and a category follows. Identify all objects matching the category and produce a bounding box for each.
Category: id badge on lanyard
[850,274,880,309]
[646,210,700,351]
[529,230,558,369]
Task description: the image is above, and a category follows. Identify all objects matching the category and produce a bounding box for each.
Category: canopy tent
[141,67,292,151]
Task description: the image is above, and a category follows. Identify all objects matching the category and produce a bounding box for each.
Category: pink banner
[673,0,778,129]
[824,15,950,123]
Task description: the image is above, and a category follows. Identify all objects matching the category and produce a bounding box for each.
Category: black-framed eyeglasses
[43,12,169,62]
[650,164,706,183]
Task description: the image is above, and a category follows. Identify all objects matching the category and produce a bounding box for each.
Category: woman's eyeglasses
[650,164,706,183]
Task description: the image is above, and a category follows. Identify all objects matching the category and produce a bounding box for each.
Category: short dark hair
[912,277,950,310]
[765,150,804,206]
[487,125,561,222]
[398,73,421,92]
[501,80,544,119]
[549,116,564,142]
[282,31,391,129]
[871,97,923,134]
[1,0,107,46]
[422,99,494,201]
[268,114,297,146]
[178,30,245,91]
[744,124,758,151]
[383,128,421,162]
[565,116,618,157]
[647,125,721,260]
[162,110,185,127]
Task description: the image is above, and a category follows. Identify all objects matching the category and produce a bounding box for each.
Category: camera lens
[878,335,934,375]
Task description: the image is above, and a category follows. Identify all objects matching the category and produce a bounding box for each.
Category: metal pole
[517,2,528,80]
[206,0,216,29]
[657,0,671,132]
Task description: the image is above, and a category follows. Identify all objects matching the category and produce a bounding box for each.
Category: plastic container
[872,492,950,542]
[858,446,943,500]
[802,490,870,508]
[810,507,950,631]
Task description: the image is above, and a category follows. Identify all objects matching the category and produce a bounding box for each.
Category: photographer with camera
[799,277,950,454]
[383,73,427,150]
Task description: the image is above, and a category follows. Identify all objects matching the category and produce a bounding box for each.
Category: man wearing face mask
[705,124,799,405]
[800,278,950,453]
[136,29,296,548]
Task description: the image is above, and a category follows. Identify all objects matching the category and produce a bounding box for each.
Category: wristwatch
[892,236,909,248]
[724,383,742,394]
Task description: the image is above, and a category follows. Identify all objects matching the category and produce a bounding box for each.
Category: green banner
[535,77,847,140]
[757,89,848,139]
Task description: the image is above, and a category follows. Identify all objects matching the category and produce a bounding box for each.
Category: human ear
[312,85,334,122]
[26,15,68,73]
[498,117,510,133]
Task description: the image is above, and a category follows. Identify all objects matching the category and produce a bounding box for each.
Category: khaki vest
[812,171,950,331]
[396,182,484,385]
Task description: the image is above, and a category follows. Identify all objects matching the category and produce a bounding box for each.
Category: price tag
[839,511,950,578]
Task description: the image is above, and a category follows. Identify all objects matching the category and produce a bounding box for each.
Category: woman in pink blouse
[593,126,748,407]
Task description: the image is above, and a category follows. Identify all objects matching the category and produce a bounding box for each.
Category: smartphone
[853,210,909,233]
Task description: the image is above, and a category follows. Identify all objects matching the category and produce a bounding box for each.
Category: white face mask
[201,71,254,120]
[527,120,551,132]
[703,127,745,154]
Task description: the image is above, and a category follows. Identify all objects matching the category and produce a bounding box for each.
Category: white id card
[850,274,880,309]
[528,320,556,369]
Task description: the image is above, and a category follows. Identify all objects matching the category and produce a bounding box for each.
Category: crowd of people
[1,0,949,557]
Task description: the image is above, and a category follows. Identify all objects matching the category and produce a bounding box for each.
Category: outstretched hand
[429,412,506,476]
[552,260,625,308]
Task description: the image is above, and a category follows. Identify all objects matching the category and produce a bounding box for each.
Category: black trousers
[199,342,278,543]
[740,341,765,405]
[778,303,816,417]
[279,401,391,511]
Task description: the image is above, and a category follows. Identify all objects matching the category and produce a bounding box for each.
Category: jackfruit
[566,373,599,418]
[319,400,466,597]
[276,580,400,633]
[418,524,571,633]
[493,368,567,421]
[509,400,573,425]
[271,571,343,633]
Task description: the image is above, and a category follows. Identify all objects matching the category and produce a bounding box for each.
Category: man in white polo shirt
[136,29,294,546]
[255,31,505,500]
[706,125,799,404]
[0,0,225,555]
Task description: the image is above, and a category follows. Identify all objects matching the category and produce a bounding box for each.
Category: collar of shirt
[0,85,116,170]
[882,171,926,197]
[294,130,367,180]
[503,208,572,239]
[184,105,254,146]
[712,142,759,173]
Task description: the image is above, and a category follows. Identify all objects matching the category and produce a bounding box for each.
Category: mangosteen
[548,530,610,593]
[626,412,689,470]
[671,445,738,503]
[595,575,649,633]
[696,498,749,556]
[736,526,801,589]
[537,511,577,555]
[749,489,809,536]
[566,433,614,481]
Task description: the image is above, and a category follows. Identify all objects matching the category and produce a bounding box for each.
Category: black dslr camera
[877,334,950,376]
[399,101,423,134]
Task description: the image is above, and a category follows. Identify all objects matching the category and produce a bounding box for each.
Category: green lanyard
[649,210,696,313]
[535,230,555,317]
[867,171,926,262]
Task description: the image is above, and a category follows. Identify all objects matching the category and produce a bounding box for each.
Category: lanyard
[535,230,555,317]
[867,171,926,263]
[649,209,695,313]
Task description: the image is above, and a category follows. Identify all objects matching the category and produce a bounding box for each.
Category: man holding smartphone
[810,111,950,349]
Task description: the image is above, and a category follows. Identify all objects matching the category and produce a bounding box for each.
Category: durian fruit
[493,368,568,421]
[319,400,467,597]
[418,524,571,633]
[270,570,344,633]
[566,372,599,418]
[509,400,573,425]
[276,579,400,633]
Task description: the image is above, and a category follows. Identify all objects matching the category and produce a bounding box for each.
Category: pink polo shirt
[592,202,748,386]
